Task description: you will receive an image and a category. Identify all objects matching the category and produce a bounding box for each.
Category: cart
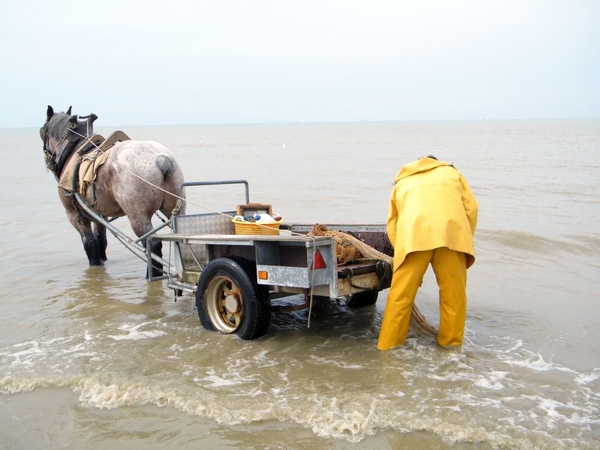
[146,180,392,340]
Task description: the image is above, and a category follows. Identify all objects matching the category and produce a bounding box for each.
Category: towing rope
[68,128,437,337]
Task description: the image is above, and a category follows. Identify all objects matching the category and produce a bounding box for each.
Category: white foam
[107,322,167,341]
[575,368,600,385]
[473,371,508,391]
[194,367,255,388]
[251,349,279,368]
[310,355,364,369]
[500,349,578,376]
[2,341,45,369]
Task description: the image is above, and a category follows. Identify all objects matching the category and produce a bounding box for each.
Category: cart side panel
[255,239,337,296]
[172,212,235,271]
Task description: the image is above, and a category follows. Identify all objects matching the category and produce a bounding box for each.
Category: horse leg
[78,221,103,266]
[94,222,108,262]
[62,196,103,266]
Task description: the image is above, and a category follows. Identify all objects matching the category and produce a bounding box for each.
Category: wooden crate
[236,203,273,217]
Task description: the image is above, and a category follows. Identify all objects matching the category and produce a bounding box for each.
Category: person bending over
[378,156,478,350]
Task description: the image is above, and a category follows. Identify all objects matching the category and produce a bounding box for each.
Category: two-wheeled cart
[147,180,393,340]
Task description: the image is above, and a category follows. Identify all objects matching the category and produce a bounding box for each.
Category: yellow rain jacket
[387,157,478,271]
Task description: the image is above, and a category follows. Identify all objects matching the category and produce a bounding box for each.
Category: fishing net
[308,224,438,338]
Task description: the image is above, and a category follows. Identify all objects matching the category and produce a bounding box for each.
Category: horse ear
[47,105,54,121]
[66,106,72,115]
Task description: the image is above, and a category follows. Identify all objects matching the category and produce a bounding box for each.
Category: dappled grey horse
[40,106,184,277]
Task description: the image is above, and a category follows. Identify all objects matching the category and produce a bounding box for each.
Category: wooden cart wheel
[196,257,270,340]
[345,290,379,307]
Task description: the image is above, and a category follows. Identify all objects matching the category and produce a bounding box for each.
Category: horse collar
[45,133,84,180]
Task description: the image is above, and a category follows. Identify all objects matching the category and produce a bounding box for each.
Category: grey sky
[2,0,599,127]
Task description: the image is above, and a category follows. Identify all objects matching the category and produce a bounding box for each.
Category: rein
[43,132,82,179]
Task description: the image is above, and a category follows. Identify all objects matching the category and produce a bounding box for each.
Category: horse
[40,105,185,277]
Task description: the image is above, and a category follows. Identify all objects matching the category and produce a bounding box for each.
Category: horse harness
[42,114,130,215]
[67,131,132,209]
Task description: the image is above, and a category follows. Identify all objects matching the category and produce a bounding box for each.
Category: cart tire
[346,290,379,307]
[196,257,270,340]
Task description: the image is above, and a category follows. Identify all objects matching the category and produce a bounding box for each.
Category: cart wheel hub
[225,294,241,313]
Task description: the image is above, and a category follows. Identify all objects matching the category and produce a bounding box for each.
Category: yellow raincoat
[378,157,478,349]
[387,157,478,271]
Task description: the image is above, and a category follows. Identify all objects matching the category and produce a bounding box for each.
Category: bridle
[41,113,97,179]
[40,122,56,160]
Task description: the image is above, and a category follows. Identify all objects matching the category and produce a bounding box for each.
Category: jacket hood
[394,157,450,183]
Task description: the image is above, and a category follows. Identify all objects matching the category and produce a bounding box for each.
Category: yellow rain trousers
[377,248,467,349]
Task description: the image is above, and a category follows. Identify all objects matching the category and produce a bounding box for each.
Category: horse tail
[155,154,175,176]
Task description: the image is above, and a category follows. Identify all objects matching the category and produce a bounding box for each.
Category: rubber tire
[196,257,271,340]
[345,290,379,307]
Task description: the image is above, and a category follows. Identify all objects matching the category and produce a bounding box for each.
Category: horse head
[41,105,98,178]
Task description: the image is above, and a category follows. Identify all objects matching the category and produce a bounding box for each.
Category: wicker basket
[232,219,281,236]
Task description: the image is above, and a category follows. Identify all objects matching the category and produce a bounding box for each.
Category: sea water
[0,119,599,449]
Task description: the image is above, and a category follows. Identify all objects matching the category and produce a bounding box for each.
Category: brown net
[308,224,438,338]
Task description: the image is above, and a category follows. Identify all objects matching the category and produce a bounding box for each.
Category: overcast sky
[2,0,599,127]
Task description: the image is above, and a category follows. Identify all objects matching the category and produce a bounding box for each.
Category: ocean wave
[1,369,597,449]
[2,332,599,449]
[477,229,600,256]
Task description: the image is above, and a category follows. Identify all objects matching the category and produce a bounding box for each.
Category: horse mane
[46,110,91,143]
[45,112,71,140]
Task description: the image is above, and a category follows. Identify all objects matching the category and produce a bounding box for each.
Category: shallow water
[1,119,599,449]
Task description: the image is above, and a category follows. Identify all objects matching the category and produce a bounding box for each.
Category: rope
[67,127,268,231]
[308,224,439,338]
[307,244,316,328]
[113,161,321,329]
[66,128,437,337]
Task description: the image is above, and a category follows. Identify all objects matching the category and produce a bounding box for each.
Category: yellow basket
[232,219,281,236]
